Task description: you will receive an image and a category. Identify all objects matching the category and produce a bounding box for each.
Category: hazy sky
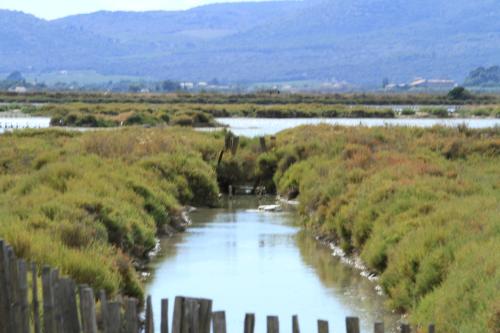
[0,0,273,20]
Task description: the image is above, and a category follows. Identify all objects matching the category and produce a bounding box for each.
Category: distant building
[8,86,28,93]
[180,82,194,89]
[409,78,456,90]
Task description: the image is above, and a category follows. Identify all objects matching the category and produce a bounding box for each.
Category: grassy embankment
[0,123,498,332]
[1,92,500,129]
[262,125,499,332]
[0,128,226,300]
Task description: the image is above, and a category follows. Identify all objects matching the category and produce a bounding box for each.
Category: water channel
[145,197,400,333]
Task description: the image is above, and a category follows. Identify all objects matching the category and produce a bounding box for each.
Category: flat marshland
[0,121,498,332]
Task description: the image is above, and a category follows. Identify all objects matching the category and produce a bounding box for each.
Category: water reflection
[145,197,399,332]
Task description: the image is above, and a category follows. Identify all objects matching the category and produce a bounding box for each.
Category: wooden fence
[0,239,435,333]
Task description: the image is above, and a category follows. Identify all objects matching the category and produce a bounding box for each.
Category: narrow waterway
[145,197,400,332]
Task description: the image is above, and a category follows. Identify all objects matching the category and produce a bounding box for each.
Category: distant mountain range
[1,0,500,86]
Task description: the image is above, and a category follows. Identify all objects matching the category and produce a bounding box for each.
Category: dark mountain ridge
[1,0,499,86]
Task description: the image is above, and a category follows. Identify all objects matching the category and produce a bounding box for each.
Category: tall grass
[0,128,222,299]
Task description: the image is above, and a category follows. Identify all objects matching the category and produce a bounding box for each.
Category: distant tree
[161,80,180,92]
[5,71,25,82]
[464,66,500,87]
[448,86,472,100]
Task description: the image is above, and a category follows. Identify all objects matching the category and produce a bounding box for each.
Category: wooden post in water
[31,263,41,333]
[260,137,267,152]
[145,295,154,333]
[124,298,138,333]
[267,316,279,333]
[244,313,255,333]
[346,317,360,333]
[292,315,300,333]
[212,311,227,333]
[317,320,329,333]
[160,299,169,333]
[374,322,384,333]
[198,298,213,333]
[172,296,185,333]
[80,288,98,333]
[428,324,435,333]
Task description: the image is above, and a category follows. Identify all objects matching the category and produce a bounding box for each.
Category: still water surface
[216,117,500,137]
[146,197,400,333]
[0,117,50,133]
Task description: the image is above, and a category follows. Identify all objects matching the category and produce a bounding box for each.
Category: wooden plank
[400,324,411,333]
[292,315,300,333]
[198,298,212,333]
[231,136,240,155]
[51,269,64,333]
[145,295,154,333]
[31,263,41,333]
[244,313,255,333]
[17,259,30,333]
[160,299,169,333]
[8,251,21,332]
[80,288,98,333]
[106,301,122,333]
[317,320,329,333]
[61,278,81,333]
[212,311,227,333]
[428,324,435,333]
[42,266,56,333]
[346,317,360,333]
[99,290,109,332]
[267,316,279,333]
[124,298,138,333]
[0,241,12,333]
[374,322,384,333]
[172,296,185,333]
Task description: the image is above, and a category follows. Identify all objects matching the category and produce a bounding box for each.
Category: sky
[0,0,272,20]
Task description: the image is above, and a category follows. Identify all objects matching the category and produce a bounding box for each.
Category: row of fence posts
[0,239,435,333]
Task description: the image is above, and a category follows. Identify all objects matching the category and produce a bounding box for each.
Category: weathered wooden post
[318,320,329,333]
[57,278,81,333]
[145,295,154,333]
[106,301,122,333]
[346,317,360,333]
[124,298,138,333]
[17,259,30,333]
[292,315,300,333]
[228,185,233,199]
[172,296,185,333]
[198,298,213,333]
[231,136,240,155]
[9,251,21,332]
[31,263,41,333]
[428,324,435,333]
[400,324,411,333]
[80,288,98,333]
[212,311,227,333]
[267,316,279,333]
[260,137,267,152]
[42,266,56,333]
[0,241,12,333]
[374,322,384,333]
[244,313,255,333]
[161,299,169,333]
[99,290,109,331]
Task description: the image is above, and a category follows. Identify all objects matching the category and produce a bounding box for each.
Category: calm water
[146,197,400,333]
[215,117,500,136]
[0,117,51,133]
